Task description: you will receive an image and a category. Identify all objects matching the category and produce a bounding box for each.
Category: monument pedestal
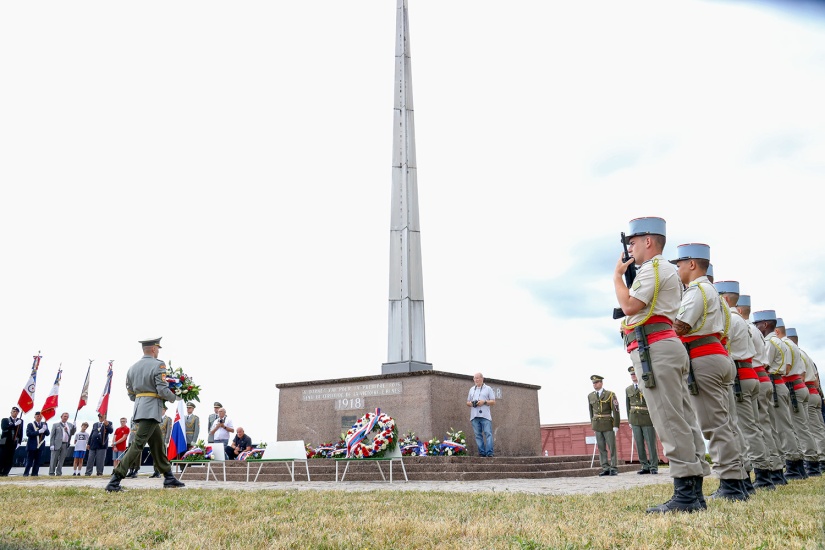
[381,360,433,374]
[276,370,541,457]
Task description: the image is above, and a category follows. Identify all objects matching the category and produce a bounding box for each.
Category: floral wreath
[344,408,398,458]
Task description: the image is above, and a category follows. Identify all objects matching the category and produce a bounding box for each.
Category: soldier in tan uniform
[753,310,806,480]
[105,337,185,492]
[626,366,658,474]
[614,217,709,513]
[588,375,620,476]
[789,329,825,473]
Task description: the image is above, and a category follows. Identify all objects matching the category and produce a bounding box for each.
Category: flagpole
[73,359,93,426]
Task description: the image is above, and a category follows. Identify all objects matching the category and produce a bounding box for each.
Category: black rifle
[635,326,656,389]
[613,232,638,319]
[786,381,800,413]
[733,374,743,403]
[684,344,700,395]
[772,378,779,408]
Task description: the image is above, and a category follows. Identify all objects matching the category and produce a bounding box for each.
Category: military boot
[646,477,703,514]
[785,460,806,480]
[105,472,124,492]
[771,469,788,486]
[753,468,776,490]
[693,475,707,510]
[742,473,756,495]
[708,478,748,501]
[163,471,185,488]
[804,461,822,476]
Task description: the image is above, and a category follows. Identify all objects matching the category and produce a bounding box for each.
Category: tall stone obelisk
[382,0,432,375]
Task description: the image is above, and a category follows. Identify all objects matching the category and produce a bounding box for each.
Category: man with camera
[466,373,496,457]
[209,407,234,445]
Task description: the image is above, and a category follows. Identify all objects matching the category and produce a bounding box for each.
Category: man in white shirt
[209,407,234,444]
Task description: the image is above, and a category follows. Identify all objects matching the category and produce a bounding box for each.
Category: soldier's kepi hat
[752,309,776,322]
[186,402,196,407]
[624,217,666,242]
[707,263,714,278]
[737,294,751,307]
[670,243,710,264]
[714,280,740,294]
[590,374,604,382]
[628,366,635,374]
[786,328,797,337]
[776,317,785,328]
[139,337,162,348]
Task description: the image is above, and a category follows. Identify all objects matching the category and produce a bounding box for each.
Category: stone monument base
[276,370,541,457]
[381,360,433,374]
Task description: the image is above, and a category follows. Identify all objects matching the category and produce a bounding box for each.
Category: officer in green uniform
[588,375,621,476]
[626,366,659,474]
[185,402,200,449]
[106,337,185,491]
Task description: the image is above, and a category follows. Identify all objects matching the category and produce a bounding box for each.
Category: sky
[2,0,824,446]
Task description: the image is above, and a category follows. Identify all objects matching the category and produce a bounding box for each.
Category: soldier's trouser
[631,424,658,470]
[689,354,744,479]
[807,396,825,460]
[735,378,770,470]
[788,386,817,462]
[758,380,784,470]
[771,382,802,461]
[595,430,617,471]
[631,337,709,478]
[113,420,170,478]
[49,442,70,475]
[727,383,750,473]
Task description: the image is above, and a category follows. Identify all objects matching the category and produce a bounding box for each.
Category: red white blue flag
[77,361,92,410]
[40,368,62,422]
[96,361,114,417]
[167,400,188,460]
[17,354,41,414]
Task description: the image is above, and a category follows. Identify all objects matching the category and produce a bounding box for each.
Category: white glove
[50,445,54,451]
[39,426,46,433]
[613,427,618,434]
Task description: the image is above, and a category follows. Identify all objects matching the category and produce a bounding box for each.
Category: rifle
[772,378,779,408]
[613,232,638,319]
[786,381,800,413]
[684,344,699,395]
[636,326,656,389]
[733,374,743,403]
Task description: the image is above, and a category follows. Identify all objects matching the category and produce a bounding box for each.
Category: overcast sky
[2,0,824,445]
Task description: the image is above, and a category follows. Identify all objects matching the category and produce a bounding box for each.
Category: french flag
[167,400,188,460]
[40,368,62,422]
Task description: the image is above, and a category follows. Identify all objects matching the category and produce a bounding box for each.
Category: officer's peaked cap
[714,281,740,295]
[186,401,196,407]
[590,374,604,382]
[752,310,776,322]
[139,337,162,348]
[627,366,635,374]
[670,243,710,264]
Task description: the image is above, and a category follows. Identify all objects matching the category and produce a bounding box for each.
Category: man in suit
[105,337,184,491]
[0,406,24,476]
[85,413,113,476]
[48,411,76,476]
[23,411,49,476]
[207,402,221,443]
[185,402,200,449]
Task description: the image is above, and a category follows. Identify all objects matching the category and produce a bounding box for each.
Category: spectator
[85,413,113,476]
[112,418,130,469]
[209,407,234,445]
[48,412,76,476]
[466,373,496,457]
[23,411,50,476]
[72,422,89,476]
[0,406,24,476]
[225,427,253,460]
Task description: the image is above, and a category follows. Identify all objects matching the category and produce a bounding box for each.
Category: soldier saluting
[105,337,185,492]
[588,375,620,476]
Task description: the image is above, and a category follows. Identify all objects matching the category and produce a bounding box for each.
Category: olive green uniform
[626,383,659,473]
[588,389,621,474]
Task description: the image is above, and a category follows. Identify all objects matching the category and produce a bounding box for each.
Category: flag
[17,354,41,413]
[96,361,114,417]
[40,368,62,422]
[77,361,92,410]
[167,400,188,460]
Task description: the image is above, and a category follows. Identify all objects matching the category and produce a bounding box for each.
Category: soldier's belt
[684,335,720,351]
[623,323,671,347]
[631,406,648,411]
[593,414,613,418]
[734,360,753,369]
[769,374,784,382]
[135,392,161,399]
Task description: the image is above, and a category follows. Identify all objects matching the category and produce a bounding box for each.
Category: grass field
[0,477,823,549]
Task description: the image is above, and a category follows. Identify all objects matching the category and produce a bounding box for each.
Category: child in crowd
[72,422,89,476]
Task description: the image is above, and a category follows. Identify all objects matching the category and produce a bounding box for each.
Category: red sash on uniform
[806,382,820,395]
[734,357,758,380]
[680,333,728,359]
[623,316,677,352]
[754,365,770,383]
[785,374,805,390]
[772,375,786,384]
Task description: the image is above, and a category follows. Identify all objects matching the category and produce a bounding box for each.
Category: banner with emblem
[17,353,42,414]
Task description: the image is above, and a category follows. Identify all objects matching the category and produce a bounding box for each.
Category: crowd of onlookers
[0,400,257,477]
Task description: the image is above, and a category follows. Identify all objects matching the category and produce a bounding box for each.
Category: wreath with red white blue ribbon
[344,408,398,458]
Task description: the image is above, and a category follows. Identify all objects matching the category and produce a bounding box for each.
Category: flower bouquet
[441,427,468,456]
[181,439,212,461]
[166,364,201,402]
[305,443,317,459]
[426,437,442,456]
[399,430,426,456]
[237,449,265,461]
[344,408,398,458]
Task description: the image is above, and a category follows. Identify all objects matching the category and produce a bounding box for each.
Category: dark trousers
[113,420,170,478]
[85,448,107,475]
[24,447,43,476]
[0,443,17,475]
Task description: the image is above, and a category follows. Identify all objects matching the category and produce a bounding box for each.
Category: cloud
[748,133,809,163]
[591,148,642,177]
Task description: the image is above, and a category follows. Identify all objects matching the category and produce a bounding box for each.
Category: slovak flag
[18,354,41,414]
[40,368,62,422]
[167,400,188,460]
[96,361,114,417]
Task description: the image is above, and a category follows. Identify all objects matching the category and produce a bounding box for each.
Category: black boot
[753,468,776,490]
[798,460,809,479]
[105,473,124,492]
[708,478,748,501]
[693,475,707,510]
[785,460,806,481]
[804,461,822,477]
[150,471,161,479]
[163,471,185,488]
[125,469,138,479]
[646,477,703,514]
[742,473,756,496]
[771,469,788,486]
